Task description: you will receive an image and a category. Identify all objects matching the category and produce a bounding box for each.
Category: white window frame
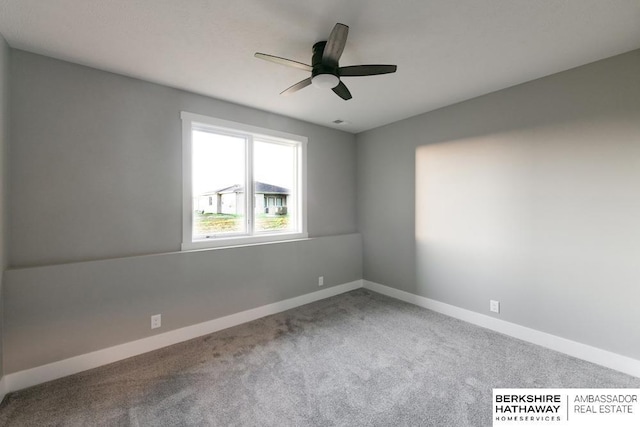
[181,111,308,250]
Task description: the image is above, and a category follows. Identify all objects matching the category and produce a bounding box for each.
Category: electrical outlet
[151,314,161,329]
[318,276,324,286]
[490,300,500,314]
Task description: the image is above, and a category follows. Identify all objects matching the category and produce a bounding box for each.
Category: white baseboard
[0,376,6,403]
[363,280,640,378]
[4,280,363,393]
[6,278,638,395]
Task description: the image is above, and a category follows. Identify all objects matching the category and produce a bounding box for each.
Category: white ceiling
[1,0,639,133]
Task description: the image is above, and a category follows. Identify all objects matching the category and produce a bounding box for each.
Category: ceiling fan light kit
[255,23,397,100]
[312,74,340,89]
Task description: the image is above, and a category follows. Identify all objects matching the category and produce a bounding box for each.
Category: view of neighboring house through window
[192,130,247,236]
[254,140,296,232]
[182,112,307,249]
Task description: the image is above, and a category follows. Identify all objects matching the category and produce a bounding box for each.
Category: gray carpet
[1,289,639,426]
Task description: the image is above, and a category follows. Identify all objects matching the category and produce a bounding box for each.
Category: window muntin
[182,112,307,250]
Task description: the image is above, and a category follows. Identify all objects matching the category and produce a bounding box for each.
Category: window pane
[192,130,246,238]
[254,140,296,233]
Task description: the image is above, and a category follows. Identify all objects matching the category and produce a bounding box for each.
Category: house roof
[199,182,289,196]
[255,182,290,194]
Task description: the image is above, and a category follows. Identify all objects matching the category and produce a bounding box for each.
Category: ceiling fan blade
[332,81,352,100]
[339,64,397,77]
[323,23,349,66]
[254,53,312,72]
[280,77,313,95]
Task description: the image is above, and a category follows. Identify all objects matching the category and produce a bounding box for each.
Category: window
[181,112,307,250]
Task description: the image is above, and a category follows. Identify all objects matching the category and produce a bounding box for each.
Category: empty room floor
[1,289,638,426]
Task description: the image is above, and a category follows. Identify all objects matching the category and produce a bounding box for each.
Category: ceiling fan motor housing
[311,41,340,88]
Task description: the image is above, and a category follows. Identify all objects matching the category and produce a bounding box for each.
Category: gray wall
[0,35,10,378]
[357,50,640,360]
[10,50,358,267]
[4,51,361,373]
[5,233,362,372]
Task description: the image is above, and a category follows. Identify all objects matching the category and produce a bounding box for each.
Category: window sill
[181,232,310,251]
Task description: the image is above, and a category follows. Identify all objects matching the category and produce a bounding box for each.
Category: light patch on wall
[414,135,536,309]
[415,136,531,249]
[413,118,640,358]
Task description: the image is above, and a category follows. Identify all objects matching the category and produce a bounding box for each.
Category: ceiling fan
[255,23,397,100]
